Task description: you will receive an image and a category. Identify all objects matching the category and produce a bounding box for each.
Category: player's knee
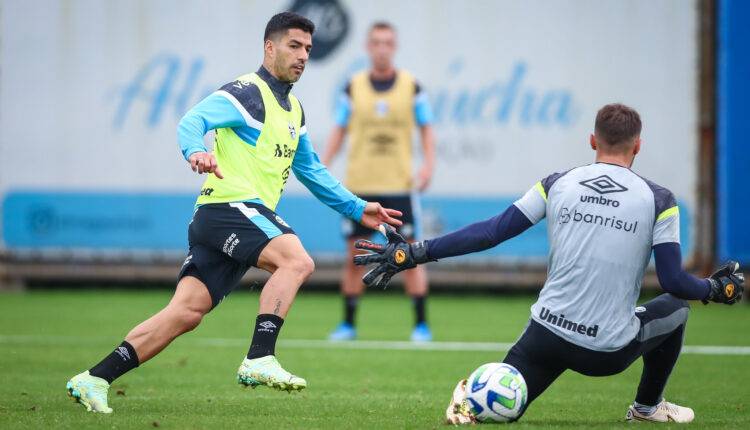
[287,254,315,280]
[177,308,204,333]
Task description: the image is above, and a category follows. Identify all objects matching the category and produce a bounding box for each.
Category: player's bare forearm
[322,126,347,166]
[418,125,436,191]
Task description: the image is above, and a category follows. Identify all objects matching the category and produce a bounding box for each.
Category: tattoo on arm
[273,299,282,315]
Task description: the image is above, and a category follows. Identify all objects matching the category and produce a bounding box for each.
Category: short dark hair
[264,12,315,42]
[369,21,396,33]
[594,103,642,146]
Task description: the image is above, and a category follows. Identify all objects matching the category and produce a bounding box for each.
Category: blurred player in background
[355,104,745,424]
[65,12,402,414]
[323,21,436,342]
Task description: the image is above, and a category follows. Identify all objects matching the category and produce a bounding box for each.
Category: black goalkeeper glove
[353,224,434,289]
[703,260,745,305]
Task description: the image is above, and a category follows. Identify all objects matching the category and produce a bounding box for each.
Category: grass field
[1,289,749,429]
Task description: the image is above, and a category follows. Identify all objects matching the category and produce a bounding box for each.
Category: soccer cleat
[66,371,113,413]
[625,400,695,423]
[410,322,433,342]
[328,322,356,341]
[237,355,307,391]
[445,379,477,425]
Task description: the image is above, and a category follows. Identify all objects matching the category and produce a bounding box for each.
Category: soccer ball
[465,362,528,422]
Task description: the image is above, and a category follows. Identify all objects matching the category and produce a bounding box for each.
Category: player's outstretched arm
[354,205,534,288]
[653,243,745,304]
[292,133,401,228]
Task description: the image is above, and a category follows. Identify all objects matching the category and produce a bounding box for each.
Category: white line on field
[1,334,749,355]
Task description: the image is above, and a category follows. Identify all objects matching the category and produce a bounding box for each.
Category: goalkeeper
[355,104,744,424]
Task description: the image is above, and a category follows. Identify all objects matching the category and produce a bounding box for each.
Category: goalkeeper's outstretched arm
[654,243,745,304]
[353,205,534,288]
[423,204,533,260]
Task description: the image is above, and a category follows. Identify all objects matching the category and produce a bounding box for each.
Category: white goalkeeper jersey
[514,162,680,351]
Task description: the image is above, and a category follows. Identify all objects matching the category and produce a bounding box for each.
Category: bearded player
[65,12,402,413]
[355,104,744,424]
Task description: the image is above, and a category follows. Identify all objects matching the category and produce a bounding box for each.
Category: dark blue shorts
[178,202,295,308]
[503,294,689,416]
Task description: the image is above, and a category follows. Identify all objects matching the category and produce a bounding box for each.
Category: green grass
[0,289,748,429]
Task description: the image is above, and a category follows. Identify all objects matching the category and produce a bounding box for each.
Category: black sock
[344,295,359,326]
[413,295,427,325]
[247,314,284,359]
[89,341,139,384]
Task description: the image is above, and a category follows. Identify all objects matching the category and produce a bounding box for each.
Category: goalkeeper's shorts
[178,201,295,308]
[503,294,689,417]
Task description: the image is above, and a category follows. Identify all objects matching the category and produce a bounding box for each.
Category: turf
[0,289,748,429]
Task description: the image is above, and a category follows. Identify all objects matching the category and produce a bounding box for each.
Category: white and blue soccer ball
[465,362,528,423]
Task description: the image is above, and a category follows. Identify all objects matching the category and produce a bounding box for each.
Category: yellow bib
[197,73,302,210]
[346,70,416,194]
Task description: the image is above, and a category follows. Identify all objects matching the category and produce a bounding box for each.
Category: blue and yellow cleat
[411,322,433,342]
[328,322,356,341]
[237,355,307,392]
[66,371,113,413]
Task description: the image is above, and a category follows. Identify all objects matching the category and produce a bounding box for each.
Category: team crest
[375,99,389,117]
[288,123,296,139]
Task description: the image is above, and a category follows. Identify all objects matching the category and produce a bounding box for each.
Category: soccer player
[65,12,402,413]
[322,21,436,342]
[354,104,745,424]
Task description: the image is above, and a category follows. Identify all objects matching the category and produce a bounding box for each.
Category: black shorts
[177,202,295,308]
[344,193,419,240]
[502,294,689,416]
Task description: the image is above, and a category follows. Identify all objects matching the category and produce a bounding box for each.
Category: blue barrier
[2,190,692,260]
[717,0,750,264]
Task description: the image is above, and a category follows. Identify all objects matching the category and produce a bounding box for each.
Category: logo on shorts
[182,254,193,267]
[222,233,240,257]
[275,215,290,228]
[635,306,646,313]
[258,321,277,332]
[579,175,628,195]
[394,249,407,265]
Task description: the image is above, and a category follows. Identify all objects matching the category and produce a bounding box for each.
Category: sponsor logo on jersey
[580,194,620,207]
[539,307,599,338]
[200,187,214,196]
[222,233,240,257]
[579,175,628,195]
[558,207,638,234]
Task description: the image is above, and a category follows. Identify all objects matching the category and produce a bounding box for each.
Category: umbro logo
[258,321,277,332]
[115,346,130,361]
[579,175,628,195]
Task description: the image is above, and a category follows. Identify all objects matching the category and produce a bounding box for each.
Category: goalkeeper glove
[703,260,745,305]
[353,224,433,289]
